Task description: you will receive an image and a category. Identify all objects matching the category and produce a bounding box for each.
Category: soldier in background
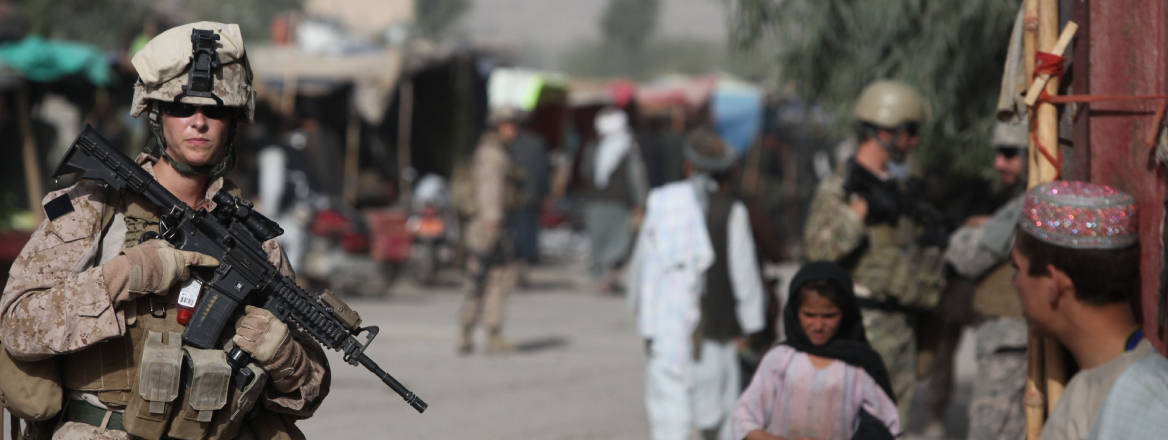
[802,80,946,423]
[0,22,329,439]
[458,106,526,355]
[942,119,1029,439]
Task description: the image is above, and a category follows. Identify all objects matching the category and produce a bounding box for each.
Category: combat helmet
[992,118,1028,150]
[853,80,928,129]
[130,21,255,177]
[853,80,927,161]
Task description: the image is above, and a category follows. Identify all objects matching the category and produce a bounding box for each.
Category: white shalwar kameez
[628,176,766,440]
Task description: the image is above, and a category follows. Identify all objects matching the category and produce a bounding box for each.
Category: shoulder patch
[44,193,75,221]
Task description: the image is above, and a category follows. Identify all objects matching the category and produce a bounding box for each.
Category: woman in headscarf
[733,261,900,440]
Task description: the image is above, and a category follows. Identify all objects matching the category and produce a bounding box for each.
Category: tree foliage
[19,0,302,50]
[415,0,469,39]
[591,0,661,78]
[601,0,660,51]
[730,0,1019,177]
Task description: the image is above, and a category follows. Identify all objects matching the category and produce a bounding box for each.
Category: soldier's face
[994,147,1025,186]
[876,128,919,160]
[894,130,919,155]
[497,122,519,143]
[160,102,233,166]
[798,290,843,346]
[1010,246,1056,334]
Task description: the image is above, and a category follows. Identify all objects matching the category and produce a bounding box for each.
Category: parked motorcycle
[302,203,409,297]
[406,174,458,285]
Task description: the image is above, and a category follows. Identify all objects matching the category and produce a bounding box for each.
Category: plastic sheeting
[0,36,111,86]
[712,75,763,155]
[487,68,567,112]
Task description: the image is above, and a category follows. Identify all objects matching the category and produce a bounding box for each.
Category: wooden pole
[1035,0,1069,416]
[397,78,414,206]
[17,85,44,223]
[281,58,299,117]
[1023,1,1071,438]
[343,105,361,206]
[1022,1,1046,439]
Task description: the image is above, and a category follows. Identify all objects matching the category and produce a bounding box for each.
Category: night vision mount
[178,28,224,105]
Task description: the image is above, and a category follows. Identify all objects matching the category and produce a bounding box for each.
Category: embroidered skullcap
[1019,181,1137,249]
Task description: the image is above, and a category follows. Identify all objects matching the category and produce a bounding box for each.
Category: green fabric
[64,399,126,431]
[0,36,112,85]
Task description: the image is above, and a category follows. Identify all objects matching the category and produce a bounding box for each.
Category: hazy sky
[459,0,728,68]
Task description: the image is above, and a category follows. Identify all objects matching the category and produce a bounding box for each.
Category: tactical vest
[453,137,529,219]
[850,218,945,310]
[59,190,269,440]
[697,192,742,343]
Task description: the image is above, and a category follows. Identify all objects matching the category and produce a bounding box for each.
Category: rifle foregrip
[227,346,255,389]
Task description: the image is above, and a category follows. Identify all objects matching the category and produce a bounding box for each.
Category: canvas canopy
[249,44,403,123]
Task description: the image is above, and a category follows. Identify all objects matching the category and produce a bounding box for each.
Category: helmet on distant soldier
[130,21,255,177]
[991,119,1028,149]
[487,105,524,126]
[853,80,927,161]
[853,80,927,129]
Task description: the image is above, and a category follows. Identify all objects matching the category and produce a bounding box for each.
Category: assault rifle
[53,126,427,413]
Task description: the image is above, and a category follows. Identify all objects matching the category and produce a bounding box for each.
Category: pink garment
[733,346,901,440]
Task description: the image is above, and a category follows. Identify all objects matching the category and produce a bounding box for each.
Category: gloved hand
[232,306,310,392]
[232,306,290,365]
[102,239,219,304]
[843,161,902,226]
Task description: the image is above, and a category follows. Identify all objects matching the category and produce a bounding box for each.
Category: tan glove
[232,306,311,392]
[102,239,220,304]
[232,306,289,364]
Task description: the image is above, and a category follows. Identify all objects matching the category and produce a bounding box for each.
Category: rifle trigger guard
[343,325,380,365]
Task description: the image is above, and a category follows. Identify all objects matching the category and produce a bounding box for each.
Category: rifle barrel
[357,353,427,413]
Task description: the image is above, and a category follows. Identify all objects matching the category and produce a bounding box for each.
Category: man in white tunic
[628,129,766,440]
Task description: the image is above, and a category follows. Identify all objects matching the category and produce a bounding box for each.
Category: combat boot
[486,328,515,354]
[457,326,474,355]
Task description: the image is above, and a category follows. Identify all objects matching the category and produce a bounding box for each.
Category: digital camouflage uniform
[1,157,330,439]
[803,168,945,423]
[2,21,329,439]
[945,195,1028,440]
[460,132,522,351]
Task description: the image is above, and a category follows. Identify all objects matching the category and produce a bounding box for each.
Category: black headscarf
[781,261,897,440]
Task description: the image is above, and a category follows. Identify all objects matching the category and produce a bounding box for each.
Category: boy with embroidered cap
[1,22,329,439]
[1009,181,1149,440]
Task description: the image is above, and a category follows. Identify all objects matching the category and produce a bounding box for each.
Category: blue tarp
[0,36,112,86]
[712,76,763,155]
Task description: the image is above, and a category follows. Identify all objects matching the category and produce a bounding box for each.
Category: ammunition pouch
[184,347,230,423]
[125,331,182,439]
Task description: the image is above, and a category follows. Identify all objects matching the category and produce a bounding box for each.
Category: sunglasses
[899,122,919,137]
[996,147,1023,159]
[160,102,237,120]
